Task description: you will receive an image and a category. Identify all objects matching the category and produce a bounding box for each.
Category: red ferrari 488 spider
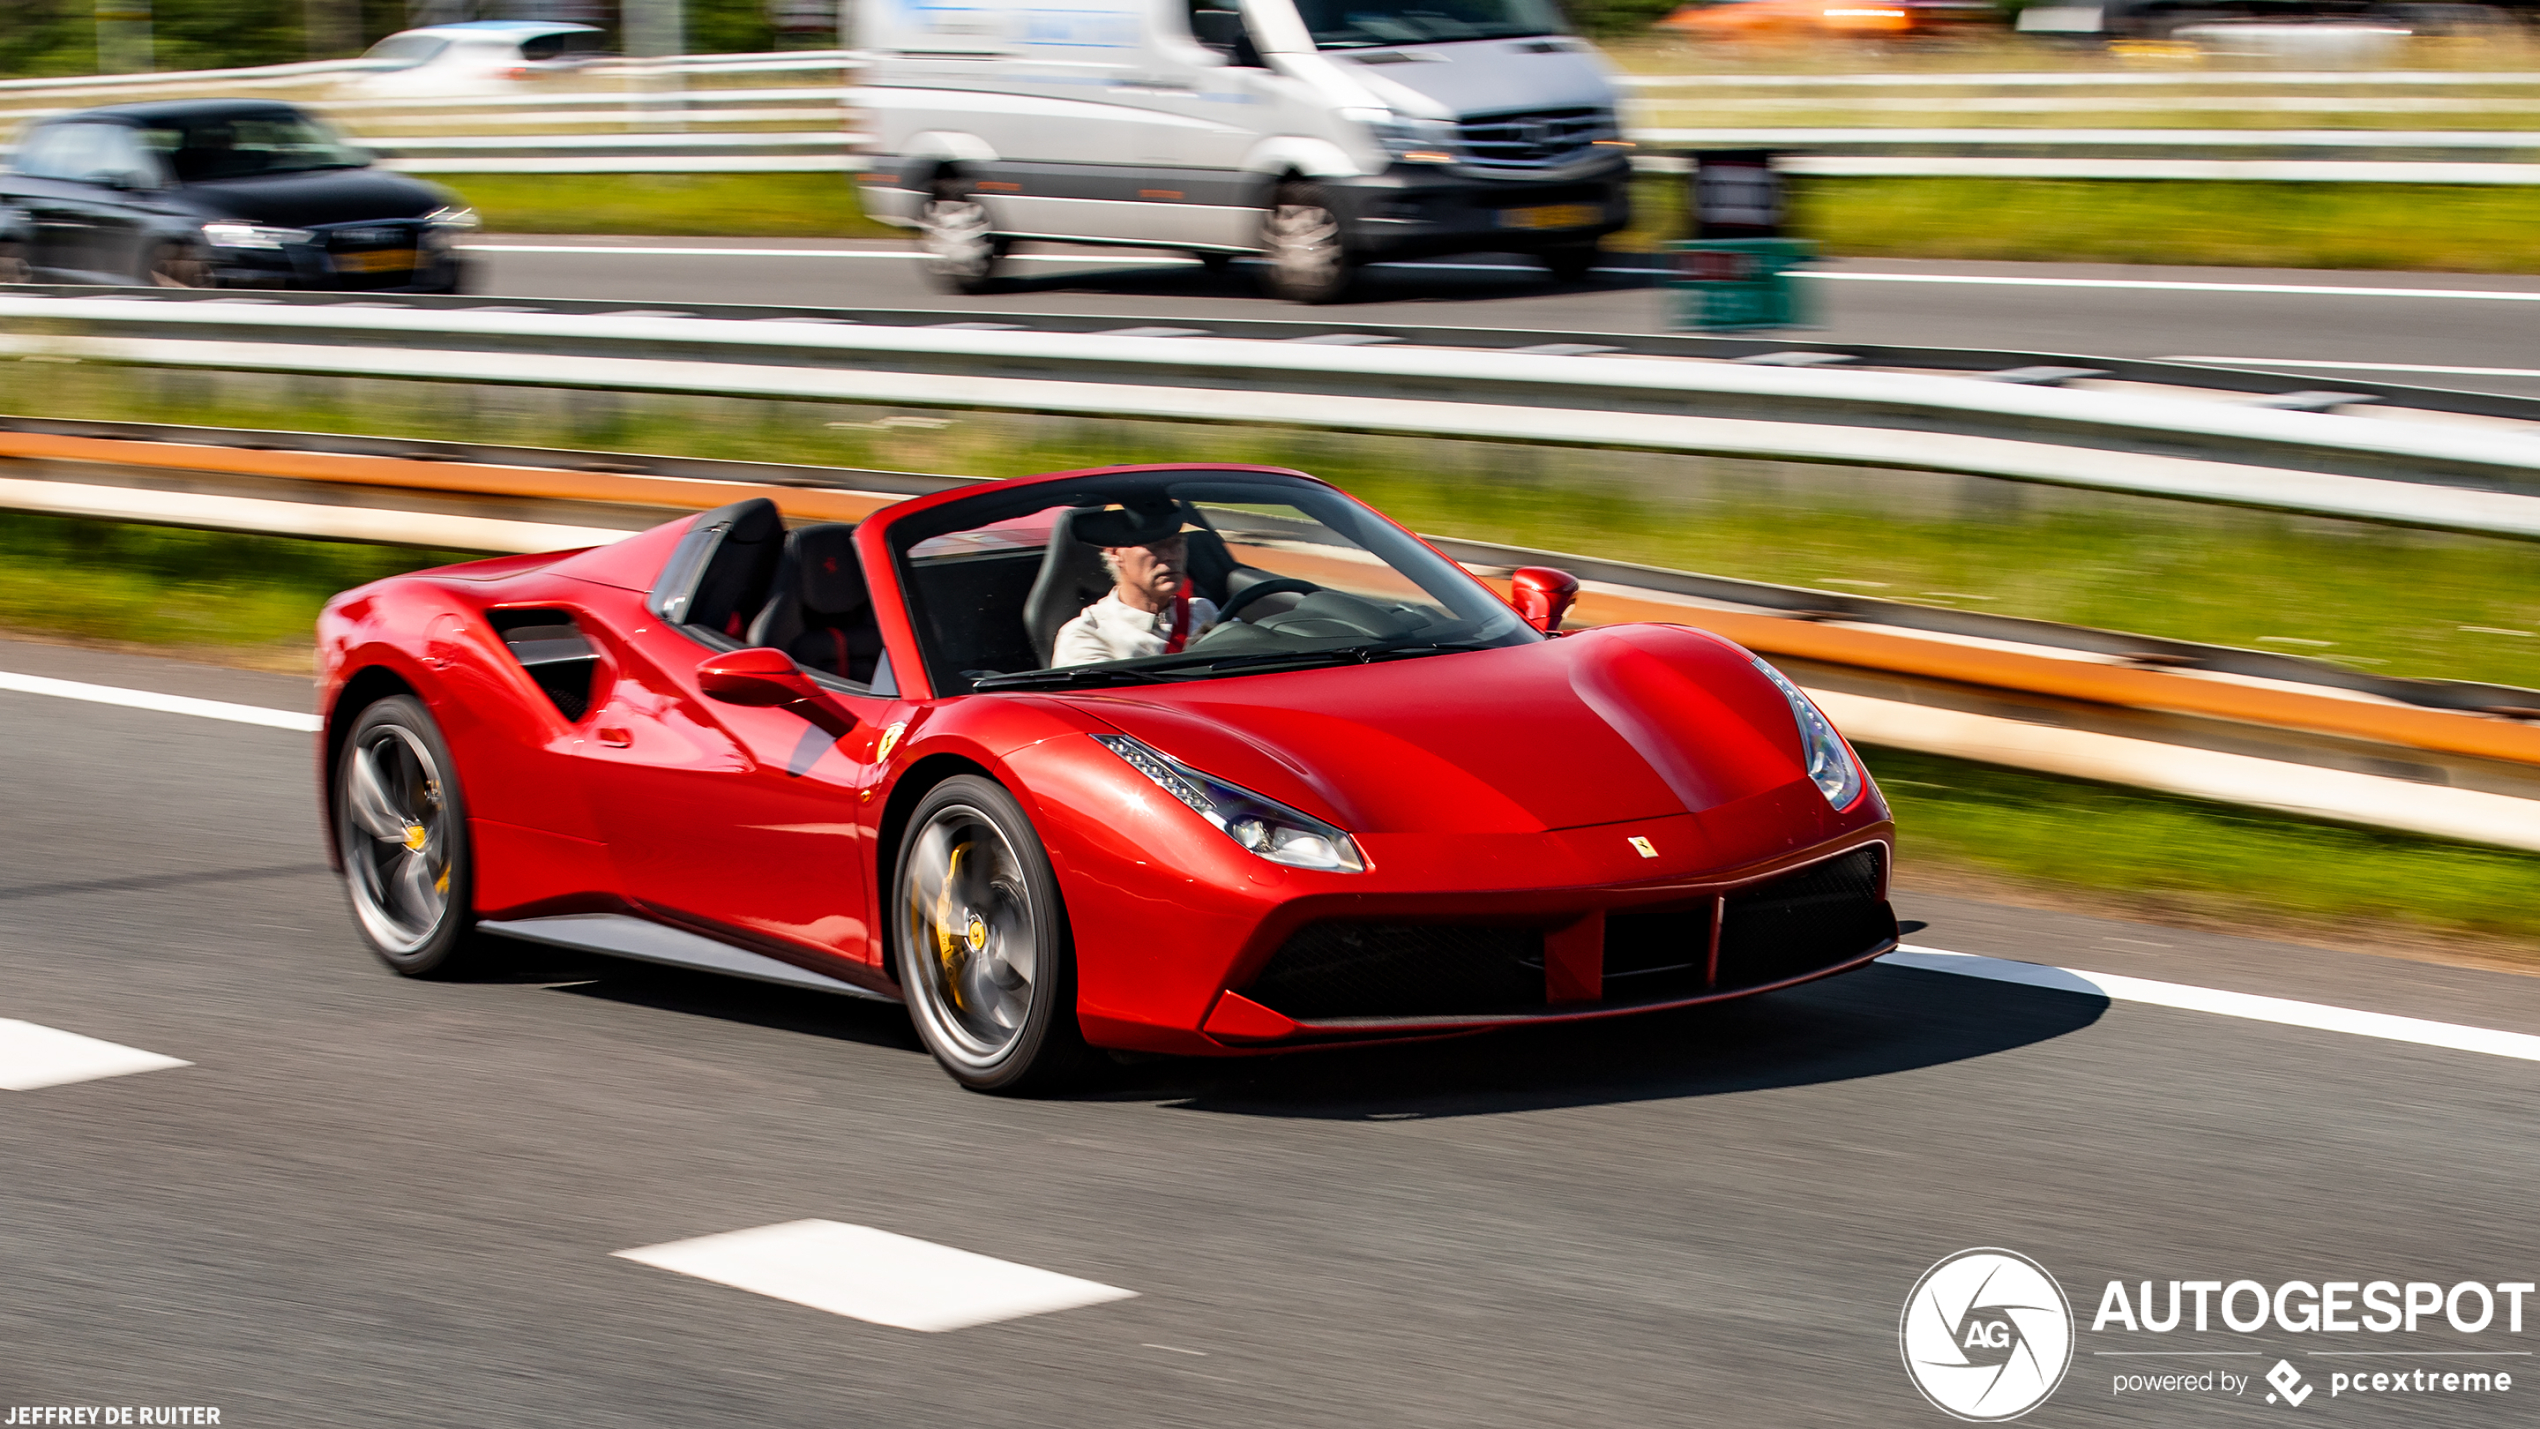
[319,464,1897,1091]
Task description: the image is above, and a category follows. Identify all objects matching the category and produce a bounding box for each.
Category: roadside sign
[1667,237,1817,331]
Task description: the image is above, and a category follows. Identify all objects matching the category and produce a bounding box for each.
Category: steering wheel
[1215,577,1322,623]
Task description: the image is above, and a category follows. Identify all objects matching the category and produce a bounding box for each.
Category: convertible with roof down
[317,465,1898,1092]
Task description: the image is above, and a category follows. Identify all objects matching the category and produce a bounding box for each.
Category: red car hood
[1059,625,1815,836]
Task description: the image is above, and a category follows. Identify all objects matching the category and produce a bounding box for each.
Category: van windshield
[1294,0,1568,48]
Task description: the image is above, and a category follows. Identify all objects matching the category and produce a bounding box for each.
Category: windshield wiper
[966,666,1168,691]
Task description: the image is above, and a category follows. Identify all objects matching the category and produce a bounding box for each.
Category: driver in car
[1052,510,1219,666]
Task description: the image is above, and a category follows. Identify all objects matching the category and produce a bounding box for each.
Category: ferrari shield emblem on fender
[876,721,907,763]
[1628,836,1658,858]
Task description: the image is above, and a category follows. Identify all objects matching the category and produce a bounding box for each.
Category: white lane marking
[614,1220,1136,1332]
[1804,271,2540,302]
[0,1019,189,1090]
[0,670,320,732]
[1885,945,2540,1063]
[2165,355,2540,379]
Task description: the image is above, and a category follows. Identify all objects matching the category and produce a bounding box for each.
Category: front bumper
[1325,153,1634,261]
[204,227,469,292]
[1006,736,1892,1056]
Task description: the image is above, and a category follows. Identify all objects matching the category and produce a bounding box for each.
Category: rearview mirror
[696,647,819,706]
[1509,566,1580,634]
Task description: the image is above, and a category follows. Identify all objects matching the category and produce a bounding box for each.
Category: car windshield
[1293,0,1568,48]
[138,111,368,182]
[891,470,1540,695]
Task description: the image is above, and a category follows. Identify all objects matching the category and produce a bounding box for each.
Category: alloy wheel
[899,801,1041,1072]
[1260,191,1351,303]
[340,722,453,956]
[917,187,1001,291]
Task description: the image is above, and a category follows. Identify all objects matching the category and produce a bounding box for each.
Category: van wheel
[918,178,1005,294]
[0,239,30,285]
[1259,183,1354,303]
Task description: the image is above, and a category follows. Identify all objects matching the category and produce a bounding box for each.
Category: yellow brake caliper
[930,842,970,1011]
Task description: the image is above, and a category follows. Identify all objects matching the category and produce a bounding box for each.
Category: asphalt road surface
[464,237,2540,399]
[6,635,2538,1428]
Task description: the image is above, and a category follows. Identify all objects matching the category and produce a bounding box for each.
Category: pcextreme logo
[1901,1248,2077,1422]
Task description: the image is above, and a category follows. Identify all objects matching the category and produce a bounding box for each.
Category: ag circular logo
[1900,1248,2075,1421]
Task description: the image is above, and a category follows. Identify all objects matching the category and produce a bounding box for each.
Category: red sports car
[318,464,1897,1092]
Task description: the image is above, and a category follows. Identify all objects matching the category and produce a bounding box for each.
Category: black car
[0,202,30,283]
[0,99,475,292]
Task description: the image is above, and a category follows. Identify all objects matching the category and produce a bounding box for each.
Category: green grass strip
[0,510,465,660]
[1868,745,2540,950]
[439,172,900,241]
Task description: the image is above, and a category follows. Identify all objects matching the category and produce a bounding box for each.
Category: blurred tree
[1558,0,1687,36]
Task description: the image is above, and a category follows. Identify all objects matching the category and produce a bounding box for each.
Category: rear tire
[917,177,1006,294]
[335,695,483,978]
[0,239,30,285]
[893,775,1090,1094]
[1258,182,1355,303]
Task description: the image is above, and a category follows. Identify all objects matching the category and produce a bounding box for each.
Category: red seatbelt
[1163,591,1191,654]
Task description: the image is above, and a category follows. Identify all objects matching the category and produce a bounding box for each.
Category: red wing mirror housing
[1509,566,1581,634]
[696,647,819,706]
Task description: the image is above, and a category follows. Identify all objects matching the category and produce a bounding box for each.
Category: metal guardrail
[3,289,2537,539]
[2,414,2533,850]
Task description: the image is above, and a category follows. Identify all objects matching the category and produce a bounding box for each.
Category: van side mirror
[1190,7,1263,64]
[697,647,820,706]
[1509,566,1580,633]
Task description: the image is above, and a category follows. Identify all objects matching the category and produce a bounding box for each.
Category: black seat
[674,497,786,641]
[745,522,884,684]
[1021,508,1114,667]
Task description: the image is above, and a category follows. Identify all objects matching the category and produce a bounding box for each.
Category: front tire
[144,239,212,288]
[1540,242,1601,283]
[335,695,480,977]
[893,775,1088,1093]
[916,178,1006,294]
[0,239,31,285]
[1258,182,1356,303]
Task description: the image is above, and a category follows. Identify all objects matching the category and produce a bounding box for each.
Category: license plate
[330,248,415,274]
[1498,204,1601,231]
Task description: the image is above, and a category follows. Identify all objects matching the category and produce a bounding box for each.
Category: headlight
[425,205,481,231]
[1345,107,1459,164]
[1750,656,1864,810]
[199,222,312,250]
[1093,734,1366,873]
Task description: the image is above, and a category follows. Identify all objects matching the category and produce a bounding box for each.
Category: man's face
[1109,534,1189,607]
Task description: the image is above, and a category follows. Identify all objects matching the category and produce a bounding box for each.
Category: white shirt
[1051,591,1219,667]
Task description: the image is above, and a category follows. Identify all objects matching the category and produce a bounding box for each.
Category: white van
[852,0,1632,301]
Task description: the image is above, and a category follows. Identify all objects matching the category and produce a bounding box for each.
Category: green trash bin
[1666,238,1817,332]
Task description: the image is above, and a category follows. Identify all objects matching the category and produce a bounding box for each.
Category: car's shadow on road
[494,929,2103,1115]
[1108,962,2105,1120]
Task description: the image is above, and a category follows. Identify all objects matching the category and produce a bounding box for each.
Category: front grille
[1242,922,1544,1021]
[1235,846,1891,1026]
[1456,108,1616,167]
[1713,847,1894,993]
